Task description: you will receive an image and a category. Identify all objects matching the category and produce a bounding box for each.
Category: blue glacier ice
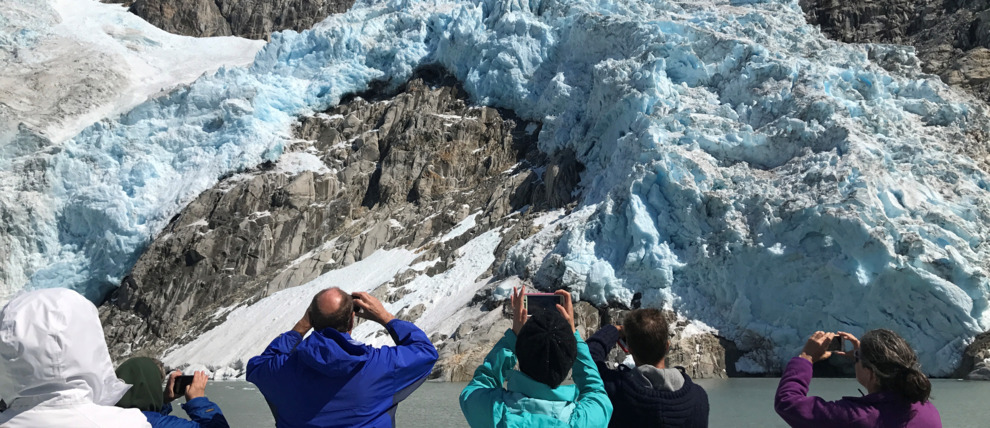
[2,0,990,375]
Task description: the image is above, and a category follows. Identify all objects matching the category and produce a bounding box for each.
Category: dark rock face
[800,0,990,103]
[99,71,580,360]
[127,0,354,39]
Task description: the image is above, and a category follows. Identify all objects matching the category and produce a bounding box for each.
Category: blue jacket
[246,319,438,428]
[459,329,613,427]
[143,398,228,428]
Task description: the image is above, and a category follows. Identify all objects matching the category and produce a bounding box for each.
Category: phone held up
[828,336,844,352]
[617,338,630,353]
[172,375,194,396]
[523,293,563,317]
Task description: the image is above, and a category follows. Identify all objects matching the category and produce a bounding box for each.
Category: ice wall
[2,0,989,374]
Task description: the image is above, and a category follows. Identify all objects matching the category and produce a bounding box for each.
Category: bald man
[246,288,438,428]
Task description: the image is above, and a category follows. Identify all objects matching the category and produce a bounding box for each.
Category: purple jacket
[774,357,941,428]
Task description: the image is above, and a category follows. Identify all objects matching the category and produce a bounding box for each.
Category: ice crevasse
[2,0,989,375]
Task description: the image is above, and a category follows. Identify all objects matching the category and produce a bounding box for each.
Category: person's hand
[184,371,208,401]
[511,286,528,335]
[293,310,312,335]
[163,371,182,403]
[799,331,837,363]
[353,291,394,326]
[554,289,575,334]
[832,331,861,360]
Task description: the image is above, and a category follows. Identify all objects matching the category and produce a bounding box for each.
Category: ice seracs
[2,0,989,376]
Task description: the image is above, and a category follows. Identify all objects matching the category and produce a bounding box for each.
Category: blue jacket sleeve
[246,330,304,393]
[181,396,228,428]
[381,319,439,402]
[459,329,517,428]
[568,332,614,428]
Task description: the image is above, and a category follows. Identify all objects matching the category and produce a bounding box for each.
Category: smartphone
[524,293,563,316]
[172,375,194,396]
[617,338,630,353]
[828,336,844,352]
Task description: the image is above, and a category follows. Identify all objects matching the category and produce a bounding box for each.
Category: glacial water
[177,379,990,427]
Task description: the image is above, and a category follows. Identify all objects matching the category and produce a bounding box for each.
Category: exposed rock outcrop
[956,332,990,379]
[99,69,577,361]
[99,68,737,380]
[126,0,354,39]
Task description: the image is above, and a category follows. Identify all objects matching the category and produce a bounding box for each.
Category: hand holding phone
[827,336,844,352]
[523,293,564,317]
[172,375,194,396]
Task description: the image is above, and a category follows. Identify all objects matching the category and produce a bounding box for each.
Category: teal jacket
[459,329,613,428]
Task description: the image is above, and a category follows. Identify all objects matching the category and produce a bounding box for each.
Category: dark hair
[515,310,577,388]
[859,329,931,403]
[308,288,354,332]
[622,308,670,366]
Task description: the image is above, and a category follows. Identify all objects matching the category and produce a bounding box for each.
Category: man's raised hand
[353,291,395,326]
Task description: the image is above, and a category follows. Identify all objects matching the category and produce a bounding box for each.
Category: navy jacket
[143,398,228,428]
[246,319,438,428]
[587,325,709,428]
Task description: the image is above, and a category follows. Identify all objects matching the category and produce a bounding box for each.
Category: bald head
[308,288,354,332]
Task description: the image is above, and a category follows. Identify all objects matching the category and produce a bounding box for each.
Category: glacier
[2,0,990,375]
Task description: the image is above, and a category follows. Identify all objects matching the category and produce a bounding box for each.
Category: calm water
[176,378,990,427]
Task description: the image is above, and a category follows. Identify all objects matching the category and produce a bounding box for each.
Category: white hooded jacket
[0,288,150,427]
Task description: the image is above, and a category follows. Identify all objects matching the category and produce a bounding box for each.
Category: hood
[0,288,131,407]
[115,357,164,412]
[632,365,685,392]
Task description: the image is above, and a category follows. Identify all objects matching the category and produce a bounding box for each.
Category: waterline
[177,379,990,427]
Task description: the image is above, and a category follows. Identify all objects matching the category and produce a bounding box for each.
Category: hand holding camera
[799,331,859,363]
[164,370,208,402]
[352,291,394,326]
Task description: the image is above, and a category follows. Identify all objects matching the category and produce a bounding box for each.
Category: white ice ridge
[2,0,989,375]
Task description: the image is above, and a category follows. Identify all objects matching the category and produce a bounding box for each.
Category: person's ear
[348,312,355,331]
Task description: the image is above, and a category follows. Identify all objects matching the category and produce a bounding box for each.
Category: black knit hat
[516,310,577,388]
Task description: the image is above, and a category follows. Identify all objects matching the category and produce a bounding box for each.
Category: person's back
[0,288,150,428]
[460,287,613,428]
[587,309,709,428]
[774,329,941,428]
[246,288,437,427]
[115,357,228,428]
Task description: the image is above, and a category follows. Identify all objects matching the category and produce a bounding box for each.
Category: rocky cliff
[124,0,353,39]
[99,69,733,379]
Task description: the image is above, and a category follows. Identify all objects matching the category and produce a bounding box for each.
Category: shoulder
[77,404,153,427]
[677,368,708,395]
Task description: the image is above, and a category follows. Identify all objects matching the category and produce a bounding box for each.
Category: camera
[828,336,844,352]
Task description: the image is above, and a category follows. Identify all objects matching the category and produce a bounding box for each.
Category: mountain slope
[2,0,989,376]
